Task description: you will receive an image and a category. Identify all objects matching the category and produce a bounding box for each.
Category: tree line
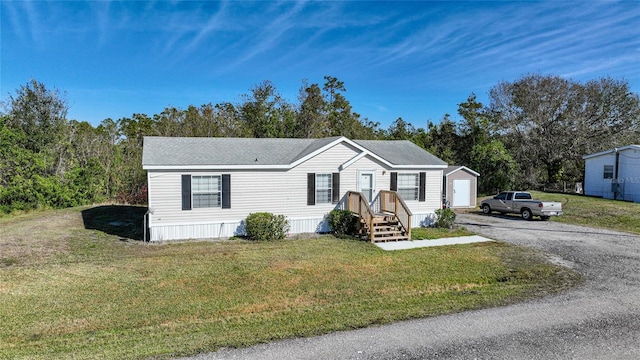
[1,75,639,213]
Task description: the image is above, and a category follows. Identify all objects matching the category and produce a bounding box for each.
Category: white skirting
[149,213,435,242]
[149,221,244,241]
[149,216,331,241]
[412,212,437,227]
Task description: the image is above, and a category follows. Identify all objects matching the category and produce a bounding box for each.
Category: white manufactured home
[583,145,640,202]
[142,136,448,241]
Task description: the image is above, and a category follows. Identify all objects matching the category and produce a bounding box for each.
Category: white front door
[359,171,375,203]
[452,179,471,207]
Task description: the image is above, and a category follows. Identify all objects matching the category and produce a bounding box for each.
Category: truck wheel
[482,204,491,214]
[521,208,533,221]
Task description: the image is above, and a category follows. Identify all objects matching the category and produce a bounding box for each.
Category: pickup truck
[480,191,563,220]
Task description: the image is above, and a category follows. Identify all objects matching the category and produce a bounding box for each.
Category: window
[192,175,221,208]
[391,172,425,202]
[398,173,419,201]
[307,173,339,205]
[495,192,507,200]
[182,174,230,210]
[604,165,614,179]
[316,174,332,204]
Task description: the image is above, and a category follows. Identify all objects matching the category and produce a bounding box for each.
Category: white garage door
[452,179,471,207]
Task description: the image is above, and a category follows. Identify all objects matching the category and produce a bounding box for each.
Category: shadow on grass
[81,205,148,241]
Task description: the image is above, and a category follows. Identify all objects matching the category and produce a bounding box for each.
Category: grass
[0,206,581,359]
[411,226,474,240]
[528,191,640,234]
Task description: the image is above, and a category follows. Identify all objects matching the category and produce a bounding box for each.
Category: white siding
[147,142,445,241]
[584,148,640,203]
[617,148,640,202]
[584,154,616,199]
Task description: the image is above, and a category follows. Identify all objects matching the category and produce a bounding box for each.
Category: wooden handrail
[378,190,412,240]
[346,191,376,242]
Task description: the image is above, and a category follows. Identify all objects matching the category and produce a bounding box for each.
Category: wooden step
[373,225,399,230]
[373,232,406,237]
[373,230,403,236]
[359,213,410,243]
[373,220,397,226]
[372,235,409,242]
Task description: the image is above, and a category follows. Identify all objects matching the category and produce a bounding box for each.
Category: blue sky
[2,1,639,129]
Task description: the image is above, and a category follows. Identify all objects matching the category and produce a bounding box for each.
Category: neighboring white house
[142,136,448,241]
[583,145,640,202]
[443,166,480,209]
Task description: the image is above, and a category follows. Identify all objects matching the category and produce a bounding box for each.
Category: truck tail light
[538,203,543,207]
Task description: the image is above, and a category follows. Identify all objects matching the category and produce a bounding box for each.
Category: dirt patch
[0,210,81,268]
[0,205,148,268]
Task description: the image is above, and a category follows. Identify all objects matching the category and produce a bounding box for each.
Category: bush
[245,212,289,241]
[327,209,360,237]
[433,208,456,229]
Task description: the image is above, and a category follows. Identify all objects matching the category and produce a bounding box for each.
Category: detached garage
[444,166,479,209]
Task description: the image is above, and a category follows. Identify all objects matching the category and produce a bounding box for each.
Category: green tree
[323,76,351,137]
[456,93,490,165]
[240,81,293,138]
[470,140,518,194]
[153,107,185,136]
[487,74,640,187]
[425,115,459,164]
[116,114,155,203]
[95,118,121,198]
[0,80,98,212]
[182,104,221,137]
[2,79,68,154]
[568,77,640,176]
[296,82,327,138]
[386,117,417,140]
[322,76,378,139]
[214,102,246,137]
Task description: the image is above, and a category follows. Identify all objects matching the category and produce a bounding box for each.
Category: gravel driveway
[182,213,640,359]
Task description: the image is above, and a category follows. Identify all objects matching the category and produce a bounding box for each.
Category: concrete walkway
[374,235,493,251]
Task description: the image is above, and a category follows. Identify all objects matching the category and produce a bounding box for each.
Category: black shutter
[307,173,315,205]
[390,172,397,191]
[222,174,231,209]
[181,174,192,210]
[332,172,340,204]
[419,172,426,202]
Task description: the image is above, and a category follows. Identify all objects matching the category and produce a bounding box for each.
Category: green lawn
[411,226,474,240]
[529,191,640,234]
[0,206,580,359]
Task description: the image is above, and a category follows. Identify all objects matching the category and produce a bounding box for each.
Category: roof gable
[445,165,480,177]
[142,136,447,170]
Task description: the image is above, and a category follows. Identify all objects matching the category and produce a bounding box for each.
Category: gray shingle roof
[447,165,463,173]
[143,137,316,166]
[142,136,446,167]
[354,140,447,166]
